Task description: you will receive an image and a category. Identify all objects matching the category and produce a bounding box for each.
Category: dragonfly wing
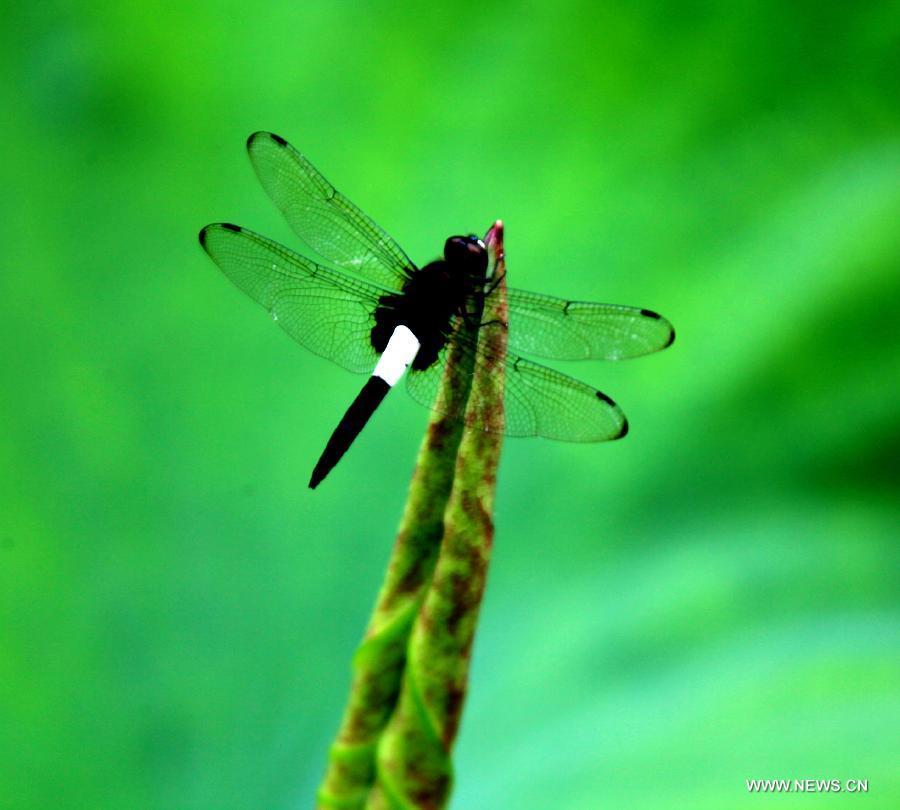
[199,223,383,373]
[405,321,627,441]
[505,287,675,360]
[246,132,413,290]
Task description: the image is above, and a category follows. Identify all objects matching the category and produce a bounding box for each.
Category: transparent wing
[506,287,675,360]
[405,320,628,441]
[199,223,384,373]
[246,131,413,290]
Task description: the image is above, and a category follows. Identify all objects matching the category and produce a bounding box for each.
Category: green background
[2,1,898,808]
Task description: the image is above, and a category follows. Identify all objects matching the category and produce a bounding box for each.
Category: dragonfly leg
[459,303,482,330]
[484,270,506,297]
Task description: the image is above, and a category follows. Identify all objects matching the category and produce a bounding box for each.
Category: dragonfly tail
[309,377,391,489]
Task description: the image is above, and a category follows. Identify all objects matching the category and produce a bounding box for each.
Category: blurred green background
[2,1,898,808]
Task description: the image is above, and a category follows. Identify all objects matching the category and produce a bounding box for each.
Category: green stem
[367,223,508,809]
[317,222,506,809]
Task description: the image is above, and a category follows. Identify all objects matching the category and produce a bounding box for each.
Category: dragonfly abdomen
[310,325,421,488]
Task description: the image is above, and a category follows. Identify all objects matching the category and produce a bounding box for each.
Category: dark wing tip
[595,390,628,439]
[246,131,288,151]
[200,223,241,249]
[640,308,676,349]
[247,132,289,155]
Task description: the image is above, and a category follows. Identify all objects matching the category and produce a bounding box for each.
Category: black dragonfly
[199,133,675,488]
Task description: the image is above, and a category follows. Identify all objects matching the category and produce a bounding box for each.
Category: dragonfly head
[444,234,488,278]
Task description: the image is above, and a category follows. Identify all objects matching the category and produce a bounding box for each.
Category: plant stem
[317,222,506,808]
[366,223,507,809]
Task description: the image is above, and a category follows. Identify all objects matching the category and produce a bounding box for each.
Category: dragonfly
[199,133,675,489]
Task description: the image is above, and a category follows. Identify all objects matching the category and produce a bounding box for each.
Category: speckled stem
[317,223,506,809]
[366,223,507,809]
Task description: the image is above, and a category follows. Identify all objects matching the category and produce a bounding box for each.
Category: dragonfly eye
[445,235,488,276]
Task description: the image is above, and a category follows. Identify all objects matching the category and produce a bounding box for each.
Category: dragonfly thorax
[372,243,483,372]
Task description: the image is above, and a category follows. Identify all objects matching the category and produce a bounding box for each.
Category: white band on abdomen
[372,325,421,387]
